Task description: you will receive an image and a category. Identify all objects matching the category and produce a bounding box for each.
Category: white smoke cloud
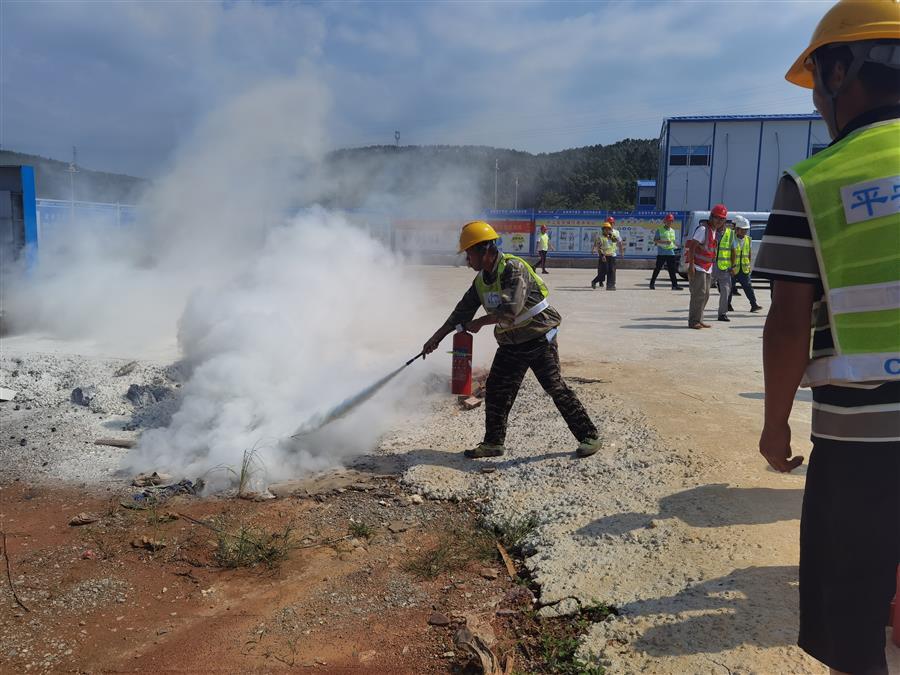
[130,207,428,488]
[7,70,461,486]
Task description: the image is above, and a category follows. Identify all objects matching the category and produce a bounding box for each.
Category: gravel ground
[0,351,183,484]
[374,375,817,672]
[3,268,896,672]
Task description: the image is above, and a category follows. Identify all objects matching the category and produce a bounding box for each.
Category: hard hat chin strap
[812,41,897,135]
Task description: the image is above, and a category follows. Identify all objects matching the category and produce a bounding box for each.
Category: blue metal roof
[666,113,821,123]
[636,179,656,187]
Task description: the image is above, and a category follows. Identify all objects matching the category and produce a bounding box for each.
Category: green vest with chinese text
[474,254,550,336]
[789,119,900,386]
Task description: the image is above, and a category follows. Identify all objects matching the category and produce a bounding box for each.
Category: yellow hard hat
[458,220,499,253]
[786,0,900,88]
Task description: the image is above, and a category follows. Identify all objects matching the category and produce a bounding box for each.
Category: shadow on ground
[740,390,812,402]
[621,324,690,330]
[575,484,803,538]
[353,447,573,476]
[619,565,800,655]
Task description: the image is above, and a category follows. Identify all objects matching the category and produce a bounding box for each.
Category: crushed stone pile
[0,352,184,484]
[373,375,812,672]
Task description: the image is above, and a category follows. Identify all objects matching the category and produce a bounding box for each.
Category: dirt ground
[1,475,571,673]
[1,266,898,673]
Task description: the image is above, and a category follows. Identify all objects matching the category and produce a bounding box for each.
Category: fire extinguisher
[451,324,473,396]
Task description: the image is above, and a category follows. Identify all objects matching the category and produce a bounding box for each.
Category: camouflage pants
[484,336,598,446]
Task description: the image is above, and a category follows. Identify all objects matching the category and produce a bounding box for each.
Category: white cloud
[2,0,828,174]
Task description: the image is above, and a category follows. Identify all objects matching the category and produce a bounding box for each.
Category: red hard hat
[606,216,615,224]
[663,213,674,222]
[711,204,728,218]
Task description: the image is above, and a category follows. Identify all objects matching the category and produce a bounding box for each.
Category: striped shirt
[752,107,900,444]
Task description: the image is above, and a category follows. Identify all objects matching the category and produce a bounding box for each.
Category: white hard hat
[732,215,750,230]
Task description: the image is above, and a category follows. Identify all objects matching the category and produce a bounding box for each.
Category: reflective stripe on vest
[473,254,551,334]
[716,227,734,271]
[691,226,717,271]
[736,235,751,274]
[790,119,900,386]
[656,227,676,251]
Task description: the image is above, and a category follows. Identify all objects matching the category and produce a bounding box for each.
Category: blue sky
[1,0,828,177]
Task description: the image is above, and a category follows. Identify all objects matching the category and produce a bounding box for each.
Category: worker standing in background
[649,213,683,290]
[753,1,899,672]
[423,221,602,459]
[685,204,728,328]
[729,216,762,312]
[599,217,623,291]
[590,227,605,289]
[713,215,737,322]
[536,224,551,274]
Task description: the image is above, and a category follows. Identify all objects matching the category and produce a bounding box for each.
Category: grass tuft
[487,512,539,552]
[404,517,496,580]
[348,520,374,540]
[214,521,297,569]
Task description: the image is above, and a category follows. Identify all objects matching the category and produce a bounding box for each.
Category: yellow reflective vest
[474,254,550,335]
[790,119,900,386]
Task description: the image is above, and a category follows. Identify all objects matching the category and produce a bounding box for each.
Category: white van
[678,210,770,281]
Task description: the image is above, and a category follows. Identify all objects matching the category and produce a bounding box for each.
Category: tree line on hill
[322,138,658,212]
[2,138,658,211]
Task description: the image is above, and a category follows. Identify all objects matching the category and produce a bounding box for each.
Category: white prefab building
[656,114,830,213]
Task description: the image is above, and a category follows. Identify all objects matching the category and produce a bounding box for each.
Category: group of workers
[684,205,763,328]
[422,1,898,673]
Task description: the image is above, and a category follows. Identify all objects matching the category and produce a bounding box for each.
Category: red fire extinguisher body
[451,329,473,396]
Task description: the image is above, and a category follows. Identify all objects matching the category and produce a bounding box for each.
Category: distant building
[635,180,657,211]
[656,114,829,213]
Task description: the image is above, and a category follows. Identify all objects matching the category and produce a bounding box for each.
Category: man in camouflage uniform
[423,221,601,459]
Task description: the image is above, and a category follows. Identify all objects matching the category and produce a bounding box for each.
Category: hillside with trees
[0,150,147,204]
[323,138,658,212]
[2,138,658,211]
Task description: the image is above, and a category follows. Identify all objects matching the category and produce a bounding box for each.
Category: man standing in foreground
[649,213,683,290]
[685,203,728,329]
[536,224,551,274]
[423,221,602,459]
[753,1,899,672]
[729,216,762,313]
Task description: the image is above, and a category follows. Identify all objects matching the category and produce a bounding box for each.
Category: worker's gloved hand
[759,422,804,472]
[422,332,443,357]
[464,320,483,334]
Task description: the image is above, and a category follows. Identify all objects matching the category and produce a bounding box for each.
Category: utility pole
[514,174,519,209]
[68,146,79,224]
[494,158,499,210]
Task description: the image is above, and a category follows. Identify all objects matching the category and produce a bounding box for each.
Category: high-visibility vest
[601,234,618,256]
[790,119,900,386]
[735,235,751,274]
[689,225,717,272]
[474,254,551,335]
[655,227,676,252]
[538,233,549,251]
[716,227,734,271]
